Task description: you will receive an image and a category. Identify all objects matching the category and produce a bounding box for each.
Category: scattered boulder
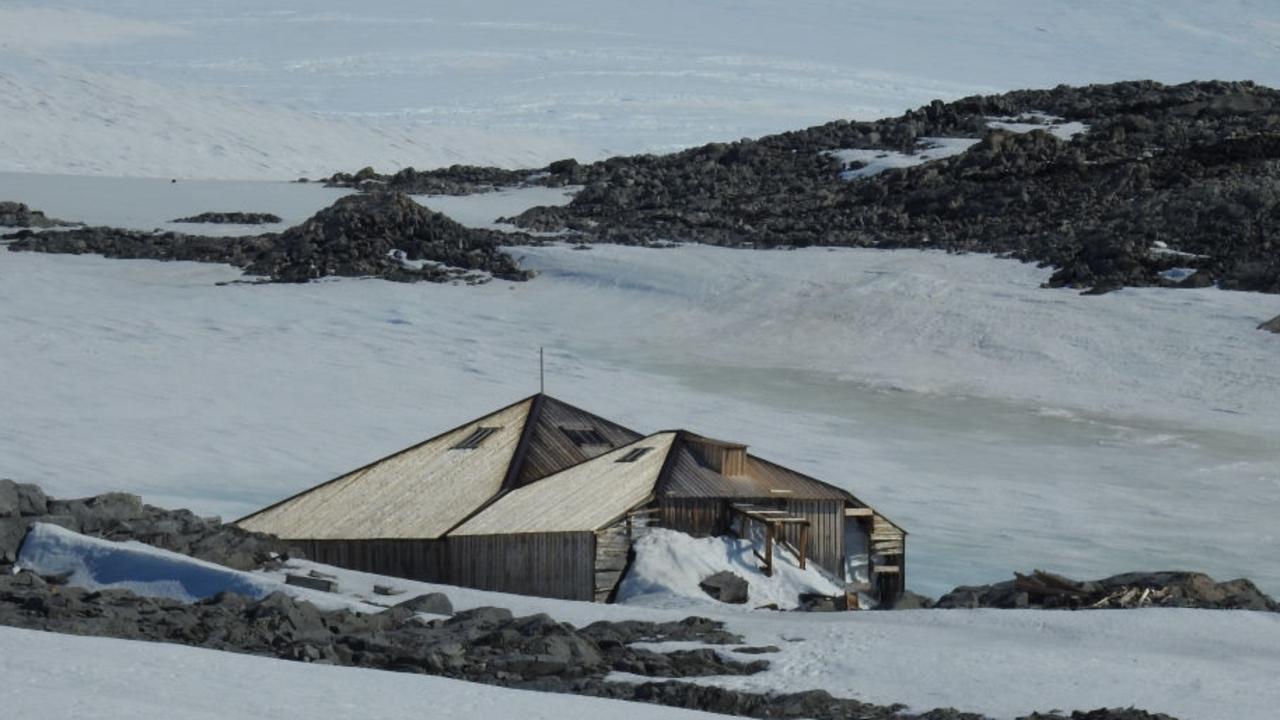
[390,591,453,617]
[797,592,848,612]
[0,480,17,517]
[1259,314,1280,332]
[884,589,937,610]
[171,212,283,225]
[699,570,749,604]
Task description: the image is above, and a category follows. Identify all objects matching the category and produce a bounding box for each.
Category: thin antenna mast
[539,347,544,394]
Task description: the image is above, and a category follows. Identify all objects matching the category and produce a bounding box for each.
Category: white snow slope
[0,625,724,720]
[2,1,1280,178]
[2,182,1278,600]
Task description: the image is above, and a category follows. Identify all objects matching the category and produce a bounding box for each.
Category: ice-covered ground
[1,179,1278,599]
[2,1,1279,179]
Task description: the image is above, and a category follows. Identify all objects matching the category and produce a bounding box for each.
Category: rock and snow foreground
[0,626,726,720]
[3,495,1280,720]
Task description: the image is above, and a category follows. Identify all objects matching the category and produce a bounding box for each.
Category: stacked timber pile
[937,569,1279,611]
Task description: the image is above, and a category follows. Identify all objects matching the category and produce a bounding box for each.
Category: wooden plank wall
[292,539,450,583]
[447,533,596,601]
[293,533,597,601]
[655,498,728,536]
[783,499,846,578]
[593,521,632,602]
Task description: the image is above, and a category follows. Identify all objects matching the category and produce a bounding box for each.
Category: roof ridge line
[234,393,539,525]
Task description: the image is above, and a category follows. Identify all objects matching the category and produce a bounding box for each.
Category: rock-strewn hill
[338,80,1280,294]
[4,193,533,284]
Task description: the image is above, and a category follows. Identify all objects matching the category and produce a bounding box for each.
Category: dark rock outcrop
[700,570,749,603]
[0,485,283,570]
[324,165,536,195]
[503,80,1280,295]
[0,201,75,228]
[245,192,532,283]
[936,569,1279,611]
[1259,314,1280,333]
[171,212,283,224]
[5,192,533,285]
[323,80,1280,296]
[389,591,454,617]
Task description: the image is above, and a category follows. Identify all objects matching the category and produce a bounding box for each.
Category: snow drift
[616,528,846,610]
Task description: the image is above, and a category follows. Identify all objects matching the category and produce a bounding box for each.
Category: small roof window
[453,426,499,450]
[616,447,653,463]
[560,425,608,447]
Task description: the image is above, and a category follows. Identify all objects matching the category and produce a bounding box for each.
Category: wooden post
[763,522,774,577]
[798,523,808,570]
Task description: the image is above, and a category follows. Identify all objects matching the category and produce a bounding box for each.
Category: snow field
[3,1,1280,178]
[1,178,1278,598]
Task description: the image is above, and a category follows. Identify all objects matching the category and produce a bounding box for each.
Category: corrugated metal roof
[453,433,675,535]
[512,395,643,487]
[655,431,855,501]
[238,399,533,540]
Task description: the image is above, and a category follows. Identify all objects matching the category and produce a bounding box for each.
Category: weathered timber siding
[782,499,845,578]
[239,399,533,540]
[447,532,596,601]
[291,539,449,583]
[291,533,597,601]
[655,498,728,536]
[514,396,643,487]
[594,520,633,602]
[455,434,673,535]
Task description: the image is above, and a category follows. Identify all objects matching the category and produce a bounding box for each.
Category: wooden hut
[237,393,906,604]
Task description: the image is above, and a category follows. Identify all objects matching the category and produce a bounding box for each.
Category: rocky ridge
[333,80,1280,295]
[171,211,283,224]
[4,192,533,284]
[0,201,76,228]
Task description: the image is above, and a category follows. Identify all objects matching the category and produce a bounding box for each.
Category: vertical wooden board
[445,533,595,601]
[297,539,450,584]
[593,522,632,602]
[785,499,844,577]
[657,498,726,536]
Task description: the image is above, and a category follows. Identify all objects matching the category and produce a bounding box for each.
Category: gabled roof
[453,433,676,535]
[236,393,643,540]
[238,397,534,540]
[236,393,904,541]
[510,394,644,488]
[654,430,855,501]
